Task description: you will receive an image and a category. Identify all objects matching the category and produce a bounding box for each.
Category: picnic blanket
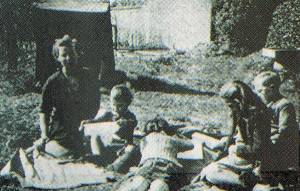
[84,122,122,147]
[1,149,115,189]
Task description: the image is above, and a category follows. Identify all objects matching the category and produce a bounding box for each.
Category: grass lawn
[1,48,298,190]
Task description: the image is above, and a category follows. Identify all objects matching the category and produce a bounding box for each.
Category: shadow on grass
[107,71,216,96]
[129,75,215,96]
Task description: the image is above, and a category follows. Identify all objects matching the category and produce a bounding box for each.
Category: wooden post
[112,25,118,50]
[130,34,134,52]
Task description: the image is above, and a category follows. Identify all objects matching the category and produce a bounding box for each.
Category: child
[114,117,194,191]
[81,85,138,171]
[253,71,299,181]
[189,81,272,191]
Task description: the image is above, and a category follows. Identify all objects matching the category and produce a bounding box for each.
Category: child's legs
[45,140,71,158]
[109,145,141,173]
[89,135,119,166]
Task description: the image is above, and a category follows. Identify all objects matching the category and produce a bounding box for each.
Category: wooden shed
[32,0,115,84]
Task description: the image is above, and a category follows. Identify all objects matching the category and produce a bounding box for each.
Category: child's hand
[33,137,48,152]
[79,120,91,132]
[178,127,200,137]
[214,150,228,161]
[116,119,128,127]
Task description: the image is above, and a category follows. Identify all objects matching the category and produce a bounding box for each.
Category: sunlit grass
[2,48,298,190]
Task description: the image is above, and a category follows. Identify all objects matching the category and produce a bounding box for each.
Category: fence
[111,0,213,52]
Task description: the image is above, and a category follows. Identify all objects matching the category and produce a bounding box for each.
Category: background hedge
[211,0,286,56]
[266,0,300,49]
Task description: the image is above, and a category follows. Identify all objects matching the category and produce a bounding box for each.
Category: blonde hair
[219,81,260,116]
[52,34,78,61]
[110,84,133,105]
[253,71,281,89]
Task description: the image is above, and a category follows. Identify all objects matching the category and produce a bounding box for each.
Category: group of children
[58,72,296,191]
[184,72,299,191]
[30,35,299,190]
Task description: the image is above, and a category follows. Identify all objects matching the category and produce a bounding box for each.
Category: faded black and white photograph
[0,0,299,190]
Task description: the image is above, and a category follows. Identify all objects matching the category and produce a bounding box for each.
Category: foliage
[0,0,35,70]
[0,41,36,96]
[266,0,300,49]
[0,0,35,41]
[110,0,147,7]
[212,0,250,55]
[211,0,287,56]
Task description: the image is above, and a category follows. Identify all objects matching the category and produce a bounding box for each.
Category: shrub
[211,0,286,56]
[110,0,147,7]
[266,0,300,49]
[211,0,251,56]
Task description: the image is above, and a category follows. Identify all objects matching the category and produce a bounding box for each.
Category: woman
[35,35,101,158]
[189,81,273,190]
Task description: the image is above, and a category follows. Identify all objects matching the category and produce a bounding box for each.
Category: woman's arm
[39,113,50,139]
[34,113,50,150]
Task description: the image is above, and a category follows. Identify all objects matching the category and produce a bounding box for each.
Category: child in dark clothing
[80,85,138,172]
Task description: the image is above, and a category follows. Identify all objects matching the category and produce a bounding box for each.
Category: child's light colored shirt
[140,132,193,168]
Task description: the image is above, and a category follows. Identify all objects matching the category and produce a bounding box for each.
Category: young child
[81,84,138,171]
[189,81,272,191]
[114,117,194,191]
[253,71,299,171]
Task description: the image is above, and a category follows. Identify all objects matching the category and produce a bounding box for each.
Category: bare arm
[39,113,50,139]
[33,113,50,150]
[79,111,110,132]
[223,111,238,152]
[173,135,194,152]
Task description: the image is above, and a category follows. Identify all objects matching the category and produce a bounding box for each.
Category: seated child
[80,85,138,172]
[253,71,299,171]
[188,81,272,191]
[114,117,194,191]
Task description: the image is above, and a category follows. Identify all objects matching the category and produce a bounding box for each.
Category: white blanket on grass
[83,122,121,147]
[1,149,114,189]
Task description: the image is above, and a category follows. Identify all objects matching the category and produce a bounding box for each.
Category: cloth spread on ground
[1,149,114,189]
[177,132,205,160]
[84,122,121,147]
[91,109,138,145]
